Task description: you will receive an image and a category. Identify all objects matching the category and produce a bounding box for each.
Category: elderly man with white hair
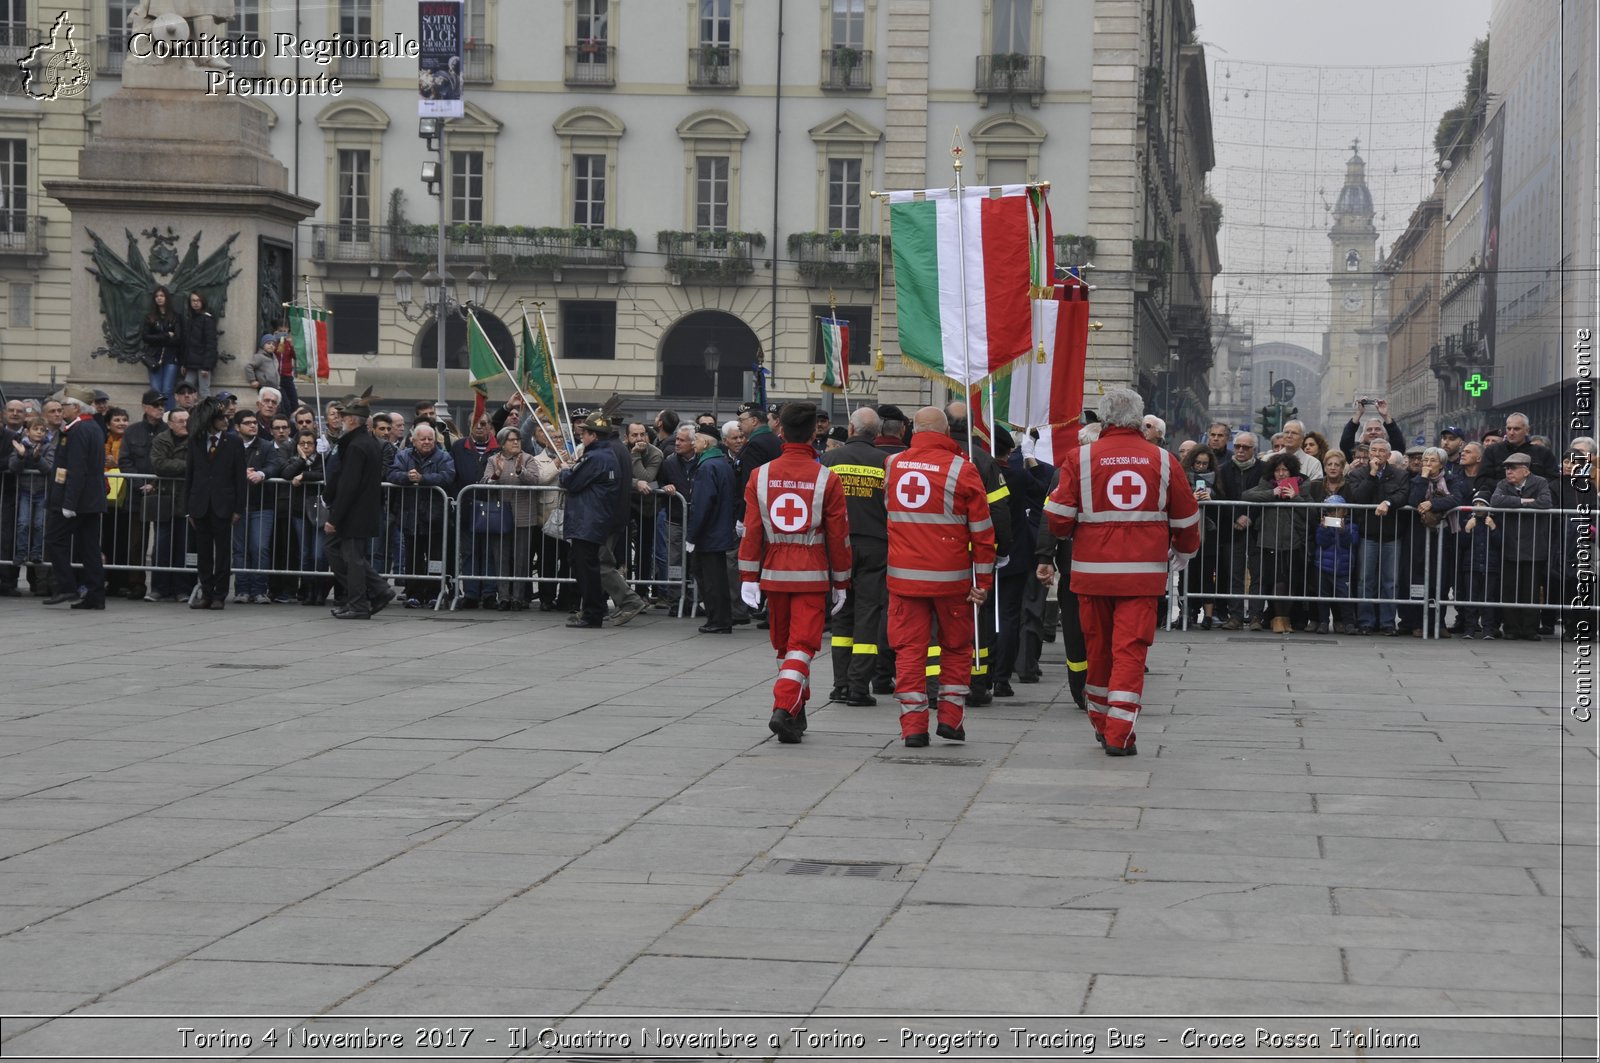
[42,385,109,608]
[1141,414,1166,447]
[1042,388,1200,757]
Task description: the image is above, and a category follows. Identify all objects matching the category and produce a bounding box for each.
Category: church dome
[1334,149,1372,217]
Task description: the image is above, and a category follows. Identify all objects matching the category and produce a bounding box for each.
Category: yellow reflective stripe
[851,643,878,655]
[972,663,988,676]
[1066,658,1088,672]
[927,645,941,657]
[986,484,1010,503]
[924,665,941,676]
[831,636,855,647]
[829,463,884,478]
[977,647,990,658]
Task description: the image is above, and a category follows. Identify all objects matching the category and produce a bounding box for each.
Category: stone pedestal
[44,89,318,397]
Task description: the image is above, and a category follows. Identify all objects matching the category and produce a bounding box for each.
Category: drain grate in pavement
[875,754,986,767]
[767,859,901,879]
[207,663,286,670]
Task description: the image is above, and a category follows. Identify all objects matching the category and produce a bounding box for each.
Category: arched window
[1345,249,1360,272]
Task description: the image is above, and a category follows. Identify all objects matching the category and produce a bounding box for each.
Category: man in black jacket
[324,393,395,619]
[1344,438,1412,635]
[734,401,783,495]
[821,406,889,705]
[117,389,168,601]
[1477,412,1559,495]
[1214,431,1264,629]
[43,387,109,609]
[1338,398,1408,456]
[232,409,285,603]
[945,401,1013,706]
[185,398,248,609]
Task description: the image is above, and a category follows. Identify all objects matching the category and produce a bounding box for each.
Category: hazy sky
[1192,0,1491,70]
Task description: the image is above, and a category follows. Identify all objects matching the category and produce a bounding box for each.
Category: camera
[1323,516,1344,529]
[1191,471,1215,489]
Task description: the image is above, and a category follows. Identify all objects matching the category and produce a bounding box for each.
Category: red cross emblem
[1106,470,1147,510]
[771,492,810,532]
[895,470,932,509]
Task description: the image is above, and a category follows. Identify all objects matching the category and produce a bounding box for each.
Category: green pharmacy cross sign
[1464,373,1490,397]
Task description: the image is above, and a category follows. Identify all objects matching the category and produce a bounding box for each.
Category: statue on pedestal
[127,0,235,78]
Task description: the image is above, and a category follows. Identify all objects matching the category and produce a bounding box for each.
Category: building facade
[0,0,1217,423]
[1321,145,1385,431]
[1382,193,1443,442]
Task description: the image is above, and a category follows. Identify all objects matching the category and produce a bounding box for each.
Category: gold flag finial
[950,128,965,173]
[874,348,885,372]
[1036,343,1047,364]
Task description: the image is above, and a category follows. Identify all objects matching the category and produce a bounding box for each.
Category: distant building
[1382,194,1444,442]
[1322,145,1386,431]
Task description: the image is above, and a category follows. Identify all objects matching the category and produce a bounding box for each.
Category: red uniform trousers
[1078,594,1157,750]
[889,593,972,738]
[766,591,827,716]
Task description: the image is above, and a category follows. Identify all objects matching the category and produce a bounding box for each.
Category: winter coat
[6,435,53,495]
[480,450,552,527]
[1343,462,1411,542]
[149,428,190,519]
[657,449,696,525]
[1490,474,1553,562]
[1215,457,1266,536]
[238,436,285,512]
[182,311,219,371]
[685,446,737,553]
[1407,471,1470,532]
[1242,477,1314,552]
[558,443,621,544]
[243,347,277,391]
[281,451,329,522]
[47,416,108,515]
[142,311,182,369]
[1001,449,1051,578]
[1313,520,1360,579]
[450,437,498,497]
[386,444,456,532]
[326,424,385,539]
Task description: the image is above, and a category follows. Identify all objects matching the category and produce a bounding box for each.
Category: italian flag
[818,316,849,393]
[888,184,1050,387]
[286,304,330,380]
[972,275,1090,466]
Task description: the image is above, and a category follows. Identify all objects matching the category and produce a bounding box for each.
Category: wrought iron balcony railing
[688,46,738,89]
[564,43,613,87]
[820,47,871,90]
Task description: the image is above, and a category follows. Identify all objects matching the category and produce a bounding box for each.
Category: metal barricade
[1431,505,1592,639]
[450,483,692,612]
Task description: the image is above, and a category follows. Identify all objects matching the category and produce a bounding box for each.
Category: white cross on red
[775,496,807,526]
[1106,470,1148,510]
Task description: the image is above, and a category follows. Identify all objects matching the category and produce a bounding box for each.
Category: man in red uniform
[885,406,996,747]
[1041,388,1200,756]
[739,402,852,744]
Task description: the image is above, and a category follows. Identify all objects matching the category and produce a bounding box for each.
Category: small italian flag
[971,274,1090,466]
[286,304,330,381]
[818,316,849,393]
[888,184,1049,387]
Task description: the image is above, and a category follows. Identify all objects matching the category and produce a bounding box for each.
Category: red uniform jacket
[1044,424,1201,596]
[739,442,852,593]
[885,433,997,597]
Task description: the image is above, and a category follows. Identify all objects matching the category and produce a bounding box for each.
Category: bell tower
[1325,141,1379,422]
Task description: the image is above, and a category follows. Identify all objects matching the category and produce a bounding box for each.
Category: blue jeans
[183,368,212,400]
[232,508,272,596]
[299,516,327,572]
[147,362,178,411]
[14,489,45,562]
[1356,536,1399,631]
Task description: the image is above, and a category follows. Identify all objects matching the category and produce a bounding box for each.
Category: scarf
[1231,453,1256,471]
[1429,474,1461,533]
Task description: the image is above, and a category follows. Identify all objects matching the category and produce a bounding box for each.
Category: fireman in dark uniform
[821,405,889,705]
[870,404,910,694]
[945,401,1013,707]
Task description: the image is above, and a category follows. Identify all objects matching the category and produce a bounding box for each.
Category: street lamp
[388,116,490,422]
[702,342,722,422]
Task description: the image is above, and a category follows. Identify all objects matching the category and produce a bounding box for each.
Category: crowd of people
[0,382,1590,646]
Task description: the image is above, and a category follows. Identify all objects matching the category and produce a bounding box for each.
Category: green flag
[467,310,506,394]
[520,310,563,432]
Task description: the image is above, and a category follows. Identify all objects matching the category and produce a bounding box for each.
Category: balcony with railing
[789,232,879,287]
[309,224,636,281]
[687,46,739,89]
[0,215,48,261]
[1054,234,1098,269]
[334,51,378,80]
[227,38,263,76]
[820,47,871,90]
[464,40,493,83]
[95,34,127,76]
[659,230,764,284]
[0,24,39,61]
[975,53,1043,106]
[564,43,613,87]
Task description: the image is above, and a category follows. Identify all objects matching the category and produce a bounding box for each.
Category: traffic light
[1284,405,1299,424]
[1258,405,1281,435]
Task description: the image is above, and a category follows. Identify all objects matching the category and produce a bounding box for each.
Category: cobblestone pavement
[0,600,1594,1060]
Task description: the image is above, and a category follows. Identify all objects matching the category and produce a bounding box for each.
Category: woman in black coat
[142,286,183,411]
[182,291,220,400]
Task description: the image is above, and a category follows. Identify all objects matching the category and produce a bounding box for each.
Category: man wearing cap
[560,411,623,628]
[820,406,890,705]
[43,386,110,608]
[739,402,852,744]
[734,401,783,496]
[186,397,247,609]
[1438,425,1467,472]
[174,381,199,412]
[117,389,171,600]
[91,389,112,432]
[1490,452,1552,640]
[323,392,395,619]
[686,423,737,633]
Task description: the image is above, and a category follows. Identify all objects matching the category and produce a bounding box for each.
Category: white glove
[740,582,761,609]
[685,541,696,554]
[1168,550,1188,573]
[735,520,745,537]
[1020,434,1037,460]
[62,508,76,519]
[830,588,847,615]
[995,555,1010,570]
[316,437,330,454]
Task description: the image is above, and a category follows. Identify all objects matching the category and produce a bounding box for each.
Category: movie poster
[418,0,464,119]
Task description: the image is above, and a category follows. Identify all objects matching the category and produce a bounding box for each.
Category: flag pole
[531,300,575,453]
[949,129,984,639]
[304,277,324,437]
[513,300,572,461]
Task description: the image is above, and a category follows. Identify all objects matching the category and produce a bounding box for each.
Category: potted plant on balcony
[831,45,861,85]
[699,43,731,84]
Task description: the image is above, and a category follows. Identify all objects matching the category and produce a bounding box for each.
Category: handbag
[474,496,515,535]
[542,504,565,541]
[105,473,127,505]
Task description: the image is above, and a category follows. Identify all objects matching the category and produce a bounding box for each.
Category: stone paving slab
[0,603,1594,1061]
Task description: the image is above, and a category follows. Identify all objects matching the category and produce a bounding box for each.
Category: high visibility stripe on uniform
[1157,449,1170,512]
[1076,510,1170,524]
[889,511,965,525]
[968,516,993,534]
[830,569,851,582]
[986,484,1010,503]
[829,463,884,479]
[925,664,942,676]
[1106,705,1139,722]
[1108,689,1142,705]
[977,646,989,657]
[927,645,941,656]
[974,562,995,575]
[1169,511,1200,529]
[783,650,812,663]
[755,475,772,532]
[971,663,987,676]
[1066,657,1087,672]
[768,531,826,545]
[896,692,928,705]
[763,568,831,582]
[943,455,966,515]
[831,636,855,647]
[1044,499,1076,519]
[940,684,970,695]
[1084,683,1108,703]
[1077,442,1094,516]
[851,643,878,654]
[778,668,808,684]
[738,559,761,572]
[889,566,968,582]
[1072,559,1168,575]
[810,467,831,531]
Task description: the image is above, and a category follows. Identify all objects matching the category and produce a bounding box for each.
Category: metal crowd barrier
[450,483,691,612]
[1172,497,1595,639]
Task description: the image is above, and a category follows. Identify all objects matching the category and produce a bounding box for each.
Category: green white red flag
[971,274,1091,465]
[818,316,849,393]
[285,304,330,380]
[888,184,1051,387]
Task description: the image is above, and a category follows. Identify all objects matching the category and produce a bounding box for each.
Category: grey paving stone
[816,966,1092,1013]
[193,914,461,966]
[904,871,1336,913]
[585,956,844,1011]
[99,958,391,1008]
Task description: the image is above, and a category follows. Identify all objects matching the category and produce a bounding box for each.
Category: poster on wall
[418,0,464,119]
[1477,104,1504,375]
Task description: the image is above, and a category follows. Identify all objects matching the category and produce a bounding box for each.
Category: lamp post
[702,342,722,423]
[391,119,492,421]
